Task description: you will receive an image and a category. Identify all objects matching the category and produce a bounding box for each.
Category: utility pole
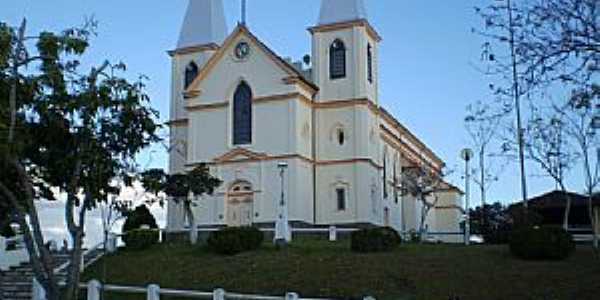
[507,0,529,210]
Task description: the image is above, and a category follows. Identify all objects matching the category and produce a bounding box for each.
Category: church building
[166,0,463,241]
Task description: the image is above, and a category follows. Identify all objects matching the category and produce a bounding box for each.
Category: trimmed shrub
[509,226,575,260]
[124,229,159,251]
[351,227,401,253]
[0,222,16,238]
[207,227,264,255]
[122,205,158,247]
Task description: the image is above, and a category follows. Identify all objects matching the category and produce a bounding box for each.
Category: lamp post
[461,148,473,246]
[275,161,290,246]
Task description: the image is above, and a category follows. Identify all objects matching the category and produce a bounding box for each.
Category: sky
[1,0,585,245]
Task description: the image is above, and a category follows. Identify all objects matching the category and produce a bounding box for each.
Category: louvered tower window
[184,62,199,90]
[330,39,346,79]
[367,44,373,83]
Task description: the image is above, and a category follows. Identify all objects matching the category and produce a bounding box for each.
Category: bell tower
[167,0,228,230]
[310,0,381,104]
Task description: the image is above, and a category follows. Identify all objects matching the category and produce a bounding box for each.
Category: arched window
[184,62,199,90]
[337,128,345,145]
[367,44,373,83]
[329,39,346,79]
[336,187,346,211]
[233,82,253,145]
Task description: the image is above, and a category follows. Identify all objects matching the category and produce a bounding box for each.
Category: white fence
[46,280,376,300]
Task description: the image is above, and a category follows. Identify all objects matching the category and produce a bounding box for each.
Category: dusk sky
[2,0,583,244]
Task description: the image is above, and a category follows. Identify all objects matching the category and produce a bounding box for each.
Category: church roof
[176,0,228,50]
[318,0,368,25]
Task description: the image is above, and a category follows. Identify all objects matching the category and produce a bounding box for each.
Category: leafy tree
[0,19,160,300]
[142,164,222,244]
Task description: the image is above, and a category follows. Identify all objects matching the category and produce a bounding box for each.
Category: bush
[122,205,158,247]
[124,229,159,251]
[121,205,158,248]
[0,222,16,238]
[351,227,401,253]
[509,226,575,260]
[207,227,264,255]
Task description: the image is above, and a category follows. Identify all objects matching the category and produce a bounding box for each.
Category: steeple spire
[241,0,247,25]
[317,0,368,25]
[177,0,228,49]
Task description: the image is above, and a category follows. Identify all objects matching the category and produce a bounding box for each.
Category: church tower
[167,0,228,230]
[310,0,381,104]
[310,0,385,226]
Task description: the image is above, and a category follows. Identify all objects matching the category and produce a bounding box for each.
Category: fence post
[363,296,376,300]
[213,288,225,300]
[285,292,299,300]
[80,252,85,273]
[329,226,337,241]
[147,284,160,300]
[87,280,101,300]
[32,278,46,300]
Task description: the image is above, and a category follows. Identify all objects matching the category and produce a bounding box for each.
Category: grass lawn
[82,238,600,300]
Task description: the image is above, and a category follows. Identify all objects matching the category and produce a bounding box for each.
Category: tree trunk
[185,203,197,245]
[559,183,572,231]
[592,207,600,249]
[588,194,598,250]
[479,149,486,231]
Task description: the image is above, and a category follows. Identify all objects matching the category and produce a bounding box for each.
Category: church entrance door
[226,181,254,227]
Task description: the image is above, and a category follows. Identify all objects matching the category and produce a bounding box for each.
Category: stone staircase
[0,249,104,300]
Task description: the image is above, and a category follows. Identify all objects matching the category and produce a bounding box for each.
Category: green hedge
[123,229,159,251]
[0,222,15,238]
[122,205,158,234]
[207,227,264,255]
[509,226,575,260]
[351,227,402,253]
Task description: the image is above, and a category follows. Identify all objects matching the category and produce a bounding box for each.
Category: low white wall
[0,236,30,271]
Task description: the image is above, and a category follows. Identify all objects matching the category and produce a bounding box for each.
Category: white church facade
[166,0,463,241]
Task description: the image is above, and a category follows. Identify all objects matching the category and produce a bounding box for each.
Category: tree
[465,100,508,228]
[475,0,599,211]
[523,107,578,230]
[400,164,451,240]
[560,87,600,248]
[141,164,222,244]
[0,19,160,300]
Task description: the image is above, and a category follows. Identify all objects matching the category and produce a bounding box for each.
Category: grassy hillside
[82,238,600,300]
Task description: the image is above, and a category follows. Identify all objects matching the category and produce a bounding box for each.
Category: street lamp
[461,148,473,246]
[274,161,290,246]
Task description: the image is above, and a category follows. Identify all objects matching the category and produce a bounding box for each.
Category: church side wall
[432,191,463,243]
